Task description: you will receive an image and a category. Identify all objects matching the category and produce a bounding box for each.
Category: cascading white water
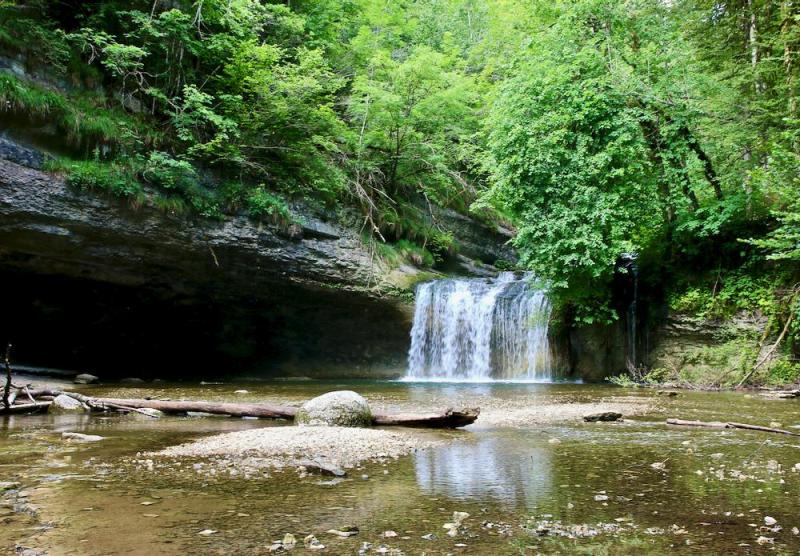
[405,272,553,381]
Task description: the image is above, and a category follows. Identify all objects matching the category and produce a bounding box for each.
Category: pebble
[197,529,217,536]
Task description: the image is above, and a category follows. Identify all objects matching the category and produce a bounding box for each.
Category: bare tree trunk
[2,344,11,411]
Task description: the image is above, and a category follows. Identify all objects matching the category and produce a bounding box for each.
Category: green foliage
[246,187,293,224]
[765,359,800,386]
[0,73,158,152]
[2,0,800,339]
[60,157,143,200]
[668,268,780,320]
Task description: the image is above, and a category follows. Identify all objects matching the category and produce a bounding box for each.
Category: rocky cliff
[0,141,512,378]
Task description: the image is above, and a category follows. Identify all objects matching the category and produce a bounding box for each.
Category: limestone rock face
[48,394,87,414]
[295,391,372,427]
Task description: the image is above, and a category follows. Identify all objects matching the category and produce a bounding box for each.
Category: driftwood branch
[666,418,800,437]
[2,401,52,414]
[15,389,479,428]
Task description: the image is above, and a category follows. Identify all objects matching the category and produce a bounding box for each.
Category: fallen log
[666,418,800,437]
[1,401,51,414]
[372,408,479,428]
[20,389,478,428]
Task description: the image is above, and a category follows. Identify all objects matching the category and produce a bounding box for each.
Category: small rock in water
[548,438,561,445]
[282,533,296,548]
[197,529,217,536]
[234,390,249,394]
[61,432,104,442]
[583,412,623,422]
[764,516,777,526]
[656,390,679,397]
[769,422,782,428]
[756,536,774,545]
[650,462,666,470]
[594,495,609,501]
[303,534,325,550]
[383,530,398,538]
[421,533,436,540]
[73,373,99,384]
[327,526,359,537]
[296,460,346,478]
[120,377,145,383]
[791,527,799,535]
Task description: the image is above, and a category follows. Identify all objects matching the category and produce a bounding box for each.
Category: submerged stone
[295,390,372,427]
[583,412,623,422]
[73,373,99,384]
[62,432,104,442]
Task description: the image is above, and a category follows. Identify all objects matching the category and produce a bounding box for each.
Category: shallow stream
[2,381,799,555]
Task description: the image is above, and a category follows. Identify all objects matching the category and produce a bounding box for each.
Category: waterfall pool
[2,380,799,555]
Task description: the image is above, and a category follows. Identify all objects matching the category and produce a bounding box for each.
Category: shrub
[246,187,292,224]
[61,158,145,205]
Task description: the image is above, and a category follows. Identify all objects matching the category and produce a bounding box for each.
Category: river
[2,381,799,554]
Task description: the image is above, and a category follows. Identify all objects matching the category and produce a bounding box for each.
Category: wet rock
[303,534,324,550]
[764,516,777,526]
[650,462,666,470]
[48,394,87,414]
[73,373,99,384]
[656,390,679,397]
[0,481,20,492]
[443,511,470,537]
[61,432,104,442]
[197,529,217,536]
[120,377,145,383]
[383,530,398,538]
[234,390,249,394]
[295,390,372,427]
[282,533,296,548]
[327,526,359,537]
[296,460,346,477]
[548,438,561,445]
[583,412,623,422]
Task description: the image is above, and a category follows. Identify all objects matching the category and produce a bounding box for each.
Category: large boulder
[295,391,372,427]
[48,394,88,414]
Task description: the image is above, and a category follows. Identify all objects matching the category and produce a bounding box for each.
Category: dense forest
[1,0,798,384]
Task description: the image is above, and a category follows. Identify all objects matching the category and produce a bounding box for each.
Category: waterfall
[621,253,639,370]
[405,272,553,381]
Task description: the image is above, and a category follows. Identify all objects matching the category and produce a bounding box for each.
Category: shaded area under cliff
[0,269,410,379]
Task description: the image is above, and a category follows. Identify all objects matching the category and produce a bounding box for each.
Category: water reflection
[414,433,552,510]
